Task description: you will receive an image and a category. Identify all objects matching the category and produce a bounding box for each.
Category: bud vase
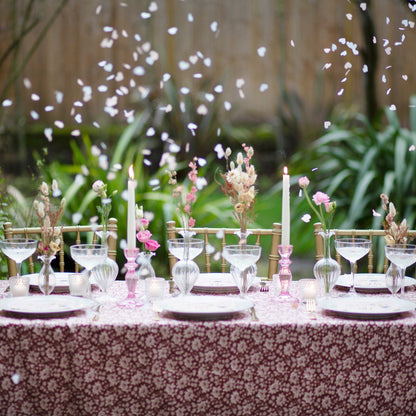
[38,254,56,295]
[137,252,156,280]
[313,230,340,297]
[231,229,257,295]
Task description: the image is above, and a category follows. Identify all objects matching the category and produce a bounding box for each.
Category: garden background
[1,0,416,278]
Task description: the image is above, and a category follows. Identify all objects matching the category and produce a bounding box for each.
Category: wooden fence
[0,0,415,128]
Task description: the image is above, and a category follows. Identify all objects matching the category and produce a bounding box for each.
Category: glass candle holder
[68,273,90,297]
[9,276,30,297]
[145,277,166,303]
[300,278,318,301]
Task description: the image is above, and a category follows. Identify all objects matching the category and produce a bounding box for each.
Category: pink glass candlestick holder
[119,248,143,308]
[277,245,296,301]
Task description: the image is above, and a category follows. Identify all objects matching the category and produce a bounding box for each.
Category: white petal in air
[257,46,266,57]
[301,214,311,223]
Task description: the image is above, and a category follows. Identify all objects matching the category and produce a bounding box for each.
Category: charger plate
[192,273,239,294]
[192,273,260,294]
[318,296,415,320]
[157,295,253,320]
[0,295,97,318]
[335,273,415,293]
[24,272,97,294]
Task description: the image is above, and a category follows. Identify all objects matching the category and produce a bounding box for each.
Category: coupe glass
[0,238,38,277]
[167,238,204,261]
[168,238,204,295]
[334,238,371,296]
[70,244,108,294]
[385,244,416,297]
[222,245,262,298]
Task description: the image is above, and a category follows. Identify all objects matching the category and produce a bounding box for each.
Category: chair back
[3,218,118,276]
[167,221,281,279]
[314,222,416,274]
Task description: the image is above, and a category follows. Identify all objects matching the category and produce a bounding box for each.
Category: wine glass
[385,244,416,298]
[0,238,38,277]
[70,244,108,295]
[167,238,204,295]
[222,245,262,298]
[334,238,371,296]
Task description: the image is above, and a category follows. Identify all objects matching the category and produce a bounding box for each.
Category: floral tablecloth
[1,279,416,416]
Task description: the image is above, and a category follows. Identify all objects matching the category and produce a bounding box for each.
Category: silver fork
[306,298,317,320]
[260,281,269,292]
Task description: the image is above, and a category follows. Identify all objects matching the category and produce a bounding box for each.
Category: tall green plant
[291,96,416,231]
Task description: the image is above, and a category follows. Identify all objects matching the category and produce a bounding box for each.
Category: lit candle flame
[128,164,135,180]
[283,166,288,175]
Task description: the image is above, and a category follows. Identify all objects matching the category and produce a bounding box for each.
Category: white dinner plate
[0,295,97,318]
[318,296,416,320]
[24,272,97,293]
[156,295,254,320]
[335,273,416,293]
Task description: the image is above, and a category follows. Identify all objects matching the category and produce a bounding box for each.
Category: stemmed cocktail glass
[168,238,204,295]
[70,244,108,295]
[0,238,38,278]
[334,238,371,296]
[222,245,262,298]
[385,244,416,298]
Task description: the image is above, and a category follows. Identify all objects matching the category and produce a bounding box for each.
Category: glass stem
[349,261,356,295]
[399,267,405,298]
[16,262,21,278]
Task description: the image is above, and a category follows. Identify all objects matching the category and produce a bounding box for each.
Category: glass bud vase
[313,230,340,297]
[38,254,57,295]
[231,229,257,294]
[137,252,156,280]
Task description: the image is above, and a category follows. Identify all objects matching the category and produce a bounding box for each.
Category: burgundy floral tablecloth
[1,279,416,416]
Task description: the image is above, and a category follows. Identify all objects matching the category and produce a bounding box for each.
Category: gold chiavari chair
[166,221,282,280]
[2,218,118,277]
[314,222,416,275]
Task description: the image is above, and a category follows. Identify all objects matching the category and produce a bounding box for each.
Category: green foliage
[291,97,416,231]
[0,171,10,277]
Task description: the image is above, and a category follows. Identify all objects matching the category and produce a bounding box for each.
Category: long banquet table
[1,279,416,416]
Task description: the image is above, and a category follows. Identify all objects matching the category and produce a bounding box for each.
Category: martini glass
[385,244,416,298]
[0,238,38,277]
[168,238,204,295]
[334,238,371,296]
[222,245,262,298]
[70,244,108,295]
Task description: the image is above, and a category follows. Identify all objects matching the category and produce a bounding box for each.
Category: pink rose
[183,204,191,214]
[137,230,152,243]
[141,218,149,227]
[144,239,160,251]
[188,217,195,228]
[312,191,330,206]
[298,176,310,188]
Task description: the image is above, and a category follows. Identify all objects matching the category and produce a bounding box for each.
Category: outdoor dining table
[1,279,416,416]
